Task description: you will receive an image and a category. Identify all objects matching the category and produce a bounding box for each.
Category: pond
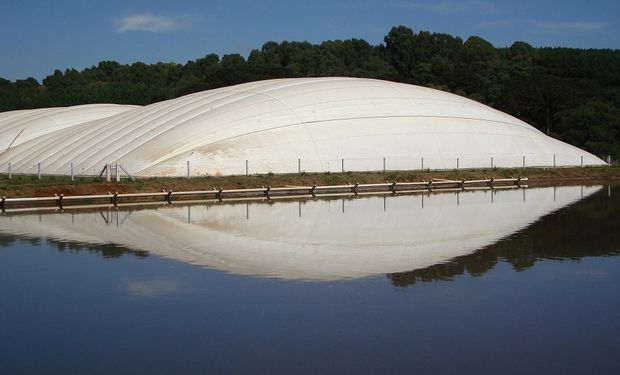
[0,185,618,374]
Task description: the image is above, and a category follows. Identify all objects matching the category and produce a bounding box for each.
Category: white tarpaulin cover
[0,78,605,176]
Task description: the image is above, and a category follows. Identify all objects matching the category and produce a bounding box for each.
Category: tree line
[1,26,619,160]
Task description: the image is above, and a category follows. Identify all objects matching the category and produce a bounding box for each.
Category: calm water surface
[0,185,619,374]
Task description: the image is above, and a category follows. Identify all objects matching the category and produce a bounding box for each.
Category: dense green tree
[384,26,417,80]
[555,101,620,160]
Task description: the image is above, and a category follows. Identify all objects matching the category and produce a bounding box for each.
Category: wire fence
[0,153,613,180]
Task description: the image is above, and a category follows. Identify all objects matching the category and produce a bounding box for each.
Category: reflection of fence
[0,178,527,212]
[0,153,612,179]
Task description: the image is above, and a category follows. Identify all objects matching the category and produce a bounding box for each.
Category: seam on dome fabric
[0,108,64,134]
[42,94,224,170]
[10,78,387,170]
[1,78,551,173]
[0,117,103,168]
[85,90,259,170]
[38,92,224,170]
[104,83,334,170]
[135,114,538,173]
[2,105,150,170]
[125,79,376,171]
[5,110,138,170]
[132,114,547,174]
[0,104,144,168]
[246,90,324,170]
[68,90,247,171]
[2,117,117,170]
[1,110,542,172]
[237,81,531,131]
[291,96,519,125]
[131,90,318,171]
[0,104,128,134]
[123,91,301,173]
[73,93,225,166]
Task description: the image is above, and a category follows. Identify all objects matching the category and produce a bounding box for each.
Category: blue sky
[1,0,618,81]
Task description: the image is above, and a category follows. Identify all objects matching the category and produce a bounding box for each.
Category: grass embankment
[1,166,619,198]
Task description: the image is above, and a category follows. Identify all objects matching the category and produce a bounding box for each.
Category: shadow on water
[388,185,620,287]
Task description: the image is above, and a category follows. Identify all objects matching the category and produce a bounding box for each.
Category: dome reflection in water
[0,185,612,281]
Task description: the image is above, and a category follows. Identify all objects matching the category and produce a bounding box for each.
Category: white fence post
[245,160,248,176]
[187,160,190,179]
[341,158,344,173]
[37,162,41,180]
[8,163,11,179]
[70,162,74,181]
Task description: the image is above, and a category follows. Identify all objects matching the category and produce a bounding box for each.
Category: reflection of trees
[52,238,149,258]
[0,234,18,247]
[0,207,156,258]
[388,187,620,287]
[0,234,148,259]
[388,255,498,287]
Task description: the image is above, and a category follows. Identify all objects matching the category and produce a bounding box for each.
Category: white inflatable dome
[0,78,606,177]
